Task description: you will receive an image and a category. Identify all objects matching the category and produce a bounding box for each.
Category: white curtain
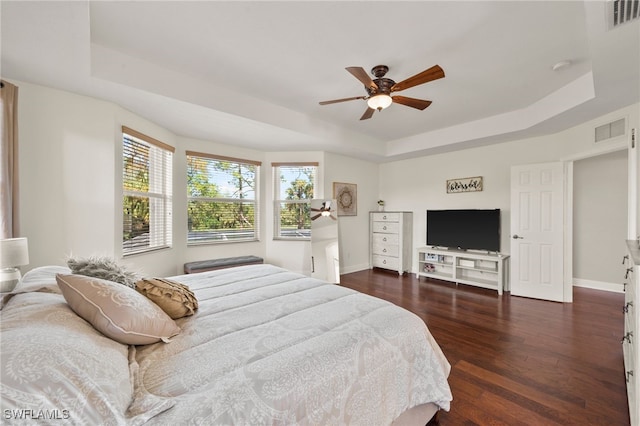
[0,80,19,239]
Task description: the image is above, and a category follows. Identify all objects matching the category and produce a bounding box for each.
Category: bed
[1,264,452,425]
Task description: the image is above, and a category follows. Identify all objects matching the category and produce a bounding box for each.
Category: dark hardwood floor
[340,269,630,426]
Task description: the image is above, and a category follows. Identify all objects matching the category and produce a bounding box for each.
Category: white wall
[573,150,628,290]
[16,81,380,277]
[15,79,639,286]
[379,103,639,288]
[19,83,117,268]
[324,152,379,273]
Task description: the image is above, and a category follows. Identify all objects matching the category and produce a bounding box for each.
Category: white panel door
[510,162,564,301]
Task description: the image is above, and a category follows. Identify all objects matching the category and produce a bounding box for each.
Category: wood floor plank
[339,269,630,425]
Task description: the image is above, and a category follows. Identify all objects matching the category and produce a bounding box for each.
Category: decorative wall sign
[333,182,357,216]
[446,176,483,193]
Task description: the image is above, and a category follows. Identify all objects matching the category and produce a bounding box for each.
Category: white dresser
[624,240,640,426]
[369,211,412,275]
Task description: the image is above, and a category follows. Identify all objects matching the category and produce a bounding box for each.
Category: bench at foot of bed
[183,256,264,274]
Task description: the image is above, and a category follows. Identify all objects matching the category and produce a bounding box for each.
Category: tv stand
[416,246,510,295]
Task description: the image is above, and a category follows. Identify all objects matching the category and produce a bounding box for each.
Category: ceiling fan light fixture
[367,94,392,111]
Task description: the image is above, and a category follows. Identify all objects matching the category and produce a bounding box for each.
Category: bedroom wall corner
[17,81,118,269]
[323,151,379,274]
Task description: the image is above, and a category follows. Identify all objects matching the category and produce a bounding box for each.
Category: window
[187,151,260,244]
[273,163,318,239]
[122,126,173,255]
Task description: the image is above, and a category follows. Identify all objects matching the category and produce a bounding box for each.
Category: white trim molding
[573,278,624,293]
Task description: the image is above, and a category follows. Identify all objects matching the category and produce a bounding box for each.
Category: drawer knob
[383,237,387,242]
[383,226,387,230]
[383,259,387,264]
[382,215,387,220]
[383,248,387,253]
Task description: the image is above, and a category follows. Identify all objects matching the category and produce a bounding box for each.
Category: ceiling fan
[319,64,445,120]
[311,201,336,221]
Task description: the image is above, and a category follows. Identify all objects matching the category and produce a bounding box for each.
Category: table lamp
[0,237,29,292]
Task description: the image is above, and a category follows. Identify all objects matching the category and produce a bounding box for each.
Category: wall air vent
[595,118,626,142]
[608,0,640,29]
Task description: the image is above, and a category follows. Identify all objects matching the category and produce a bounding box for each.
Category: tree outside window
[122,128,173,255]
[187,152,260,244]
[274,164,317,239]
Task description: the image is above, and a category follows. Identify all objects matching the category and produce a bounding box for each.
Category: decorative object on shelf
[0,237,29,292]
[333,182,357,216]
[446,176,483,193]
[377,200,385,211]
[416,246,509,295]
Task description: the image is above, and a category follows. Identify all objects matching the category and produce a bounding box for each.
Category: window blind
[122,129,173,255]
[187,152,260,244]
[273,163,317,239]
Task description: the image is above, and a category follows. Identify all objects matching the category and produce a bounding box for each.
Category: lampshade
[0,237,29,269]
[367,94,392,111]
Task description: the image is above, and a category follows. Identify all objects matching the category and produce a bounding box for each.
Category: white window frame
[122,126,173,256]
[187,151,261,245]
[273,162,318,240]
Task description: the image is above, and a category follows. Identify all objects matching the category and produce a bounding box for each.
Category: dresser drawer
[372,221,399,234]
[372,242,399,257]
[372,233,399,246]
[371,212,400,222]
[372,255,400,270]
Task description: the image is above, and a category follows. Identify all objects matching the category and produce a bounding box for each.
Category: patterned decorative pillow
[67,256,139,288]
[136,278,198,319]
[56,274,181,345]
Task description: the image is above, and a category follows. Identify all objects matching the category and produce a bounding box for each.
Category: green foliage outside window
[277,166,315,238]
[123,138,150,244]
[187,155,258,243]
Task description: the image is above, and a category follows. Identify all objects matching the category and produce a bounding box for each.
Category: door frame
[563,139,630,302]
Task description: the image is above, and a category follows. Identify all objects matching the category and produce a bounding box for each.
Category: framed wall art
[333,182,357,216]
[446,176,483,193]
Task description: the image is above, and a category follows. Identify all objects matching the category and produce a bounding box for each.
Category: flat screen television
[426,209,500,252]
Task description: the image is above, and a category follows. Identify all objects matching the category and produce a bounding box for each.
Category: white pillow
[56,274,181,345]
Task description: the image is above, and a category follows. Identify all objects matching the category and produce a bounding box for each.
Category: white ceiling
[1,1,639,162]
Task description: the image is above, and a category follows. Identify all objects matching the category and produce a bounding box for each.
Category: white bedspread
[137,264,452,425]
[1,264,451,425]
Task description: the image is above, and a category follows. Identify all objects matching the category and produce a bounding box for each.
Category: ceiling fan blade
[392,95,432,110]
[360,107,375,120]
[311,213,321,221]
[319,96,366,105]
[391,65,445,92]
[346,67,378,91]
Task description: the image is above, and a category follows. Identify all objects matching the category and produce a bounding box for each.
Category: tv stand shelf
[416,247,510,295]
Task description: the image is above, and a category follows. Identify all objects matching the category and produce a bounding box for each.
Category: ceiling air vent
[595,118,626,142]
[608,0,640,29]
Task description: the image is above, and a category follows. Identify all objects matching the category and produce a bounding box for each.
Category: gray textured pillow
[67,256,138,288]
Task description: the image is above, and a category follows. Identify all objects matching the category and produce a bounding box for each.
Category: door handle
[512,235,524,239]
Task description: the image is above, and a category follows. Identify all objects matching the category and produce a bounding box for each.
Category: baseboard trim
[573,278,624,293]
[341,263,371,275]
